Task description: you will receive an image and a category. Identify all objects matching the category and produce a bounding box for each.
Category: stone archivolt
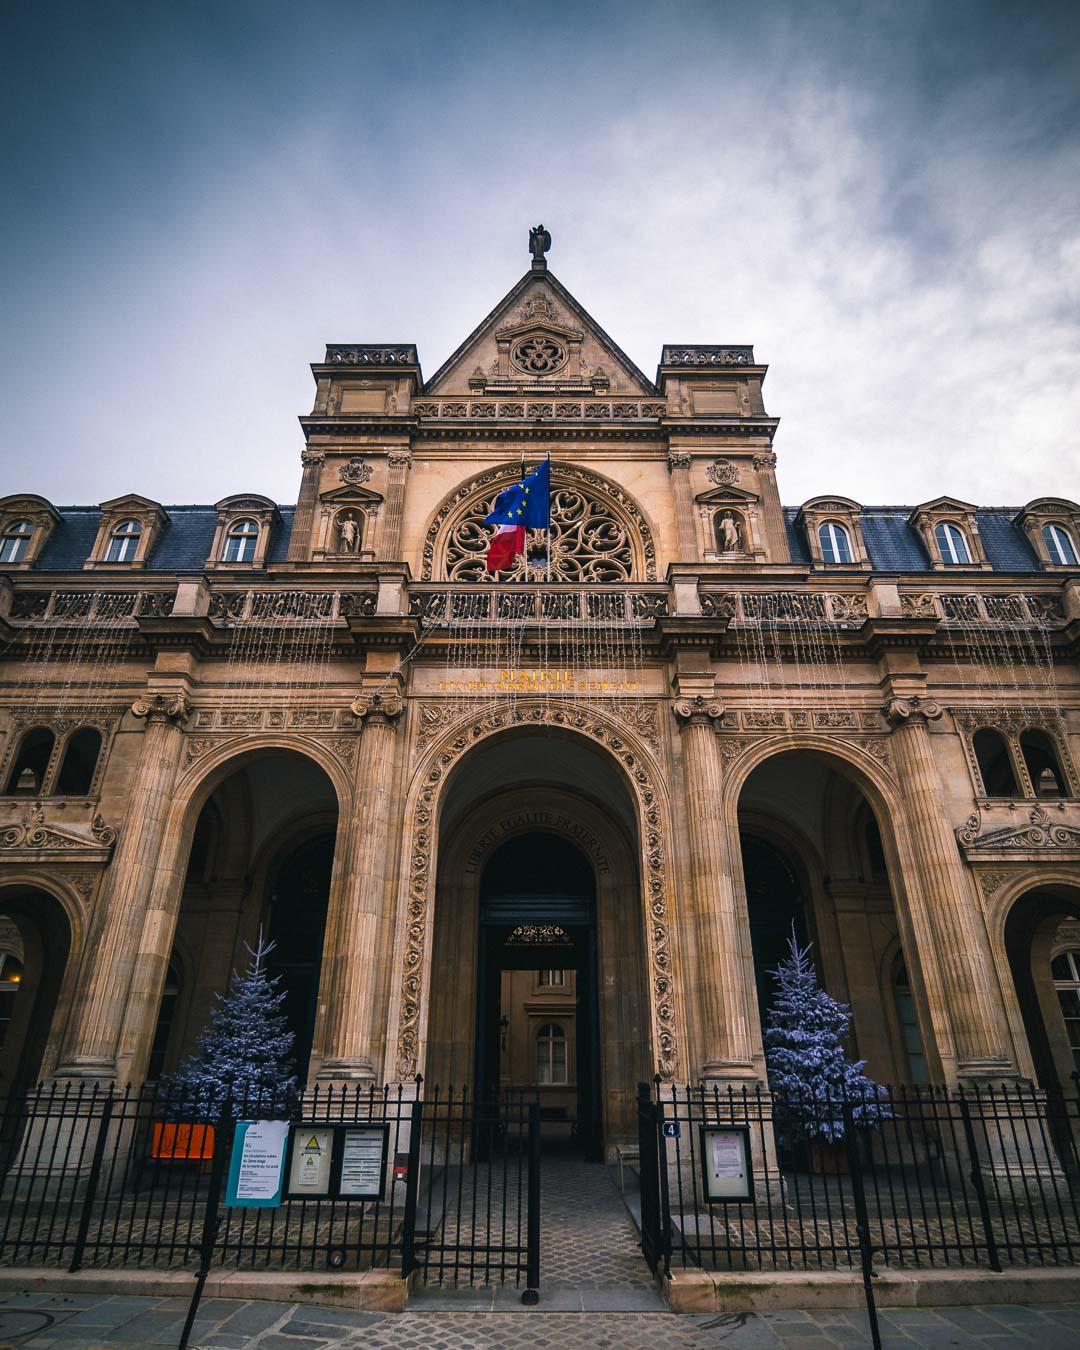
[393,699,679,1083]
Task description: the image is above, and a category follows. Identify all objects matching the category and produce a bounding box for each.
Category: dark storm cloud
[1,0,1078,506]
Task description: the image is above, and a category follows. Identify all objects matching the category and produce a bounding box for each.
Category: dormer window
[223,518,260,563]
[818,522,853,565]
[0,520,33,564]
[1043,523,1078,567]
[934,521,972,565]
[105,519,142,562]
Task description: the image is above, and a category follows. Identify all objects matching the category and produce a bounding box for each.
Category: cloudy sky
[2,0,1078,509]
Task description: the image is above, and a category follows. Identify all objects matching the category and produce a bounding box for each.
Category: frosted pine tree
[764,929,888,1146]
[161,934,297,1119]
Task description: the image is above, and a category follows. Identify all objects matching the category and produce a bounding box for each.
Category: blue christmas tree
[764,929,889,1146]
[161,934,297,1120]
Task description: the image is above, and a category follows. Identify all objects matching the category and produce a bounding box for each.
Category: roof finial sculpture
[529,223,551,270]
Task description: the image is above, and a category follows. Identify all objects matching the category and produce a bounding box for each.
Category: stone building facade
[1,242,1079,1158]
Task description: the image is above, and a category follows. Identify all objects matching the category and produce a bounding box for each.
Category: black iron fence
[638,1080,1080,1278]
[0,1081,539,1293]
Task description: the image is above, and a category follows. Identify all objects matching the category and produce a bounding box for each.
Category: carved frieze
[0,802,117,855]
[958,805,1080,853]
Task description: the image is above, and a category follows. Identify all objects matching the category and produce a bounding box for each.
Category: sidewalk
[2,1291,1080,1348]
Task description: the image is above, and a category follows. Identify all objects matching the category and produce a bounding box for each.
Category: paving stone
[283,1304,390,1326]
[257,1338,331,1350]
[220,1300,292,1333]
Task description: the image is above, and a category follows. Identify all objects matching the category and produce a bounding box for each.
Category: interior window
[536,1023,567,1085]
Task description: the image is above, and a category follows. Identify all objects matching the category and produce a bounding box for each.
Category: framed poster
[699,1125,753,1203]
[338,1125,390,1201]
[225,1120,289,1208]
[286,1126,334,1198]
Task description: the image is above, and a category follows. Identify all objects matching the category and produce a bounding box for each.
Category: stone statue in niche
[716,512,743,553]
[338,514,362,554]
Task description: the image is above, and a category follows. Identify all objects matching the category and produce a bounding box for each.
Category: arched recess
[0,882,77,1096]
[725,737,942,1085]
[117,739,349,1085]
[386,701,680,1105]
[421,461,659,582]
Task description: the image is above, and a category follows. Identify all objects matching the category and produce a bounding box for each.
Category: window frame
[223,518,261,564]
[934,520,972,566]
[1052,948,1080,1079]
[1043,523,1079,567]
[0,519,34,564]
[536,1022,568,1086]
[818,520,853,565]
[105,519,143,563]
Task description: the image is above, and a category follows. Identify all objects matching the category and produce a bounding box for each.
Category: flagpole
[545,453,552,585]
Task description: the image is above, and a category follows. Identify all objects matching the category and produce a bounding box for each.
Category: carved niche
[394,700,679,1083]
[427,463,656,583]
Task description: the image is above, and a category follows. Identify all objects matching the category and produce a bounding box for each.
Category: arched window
[0,520,34,564]
[536,1023,567,1085]
[1043,523,1079,567]
[105,519,142,562]
[4,727,55,795]
[223,518,260,563]
[54,728,102,796]
[147,962,181,1081]
[935,521,972,565]
[1051,949,1080,1077]
[973,728,1019,797]
[1020,729,1066,798]
[818,521,853,564]
[0,954,24,1049]
[893,961,929,1084]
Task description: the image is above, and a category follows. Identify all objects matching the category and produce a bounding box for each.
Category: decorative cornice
[882,695,943,729]
[131,692,190,725]
[0,802,117,854]
[959,805,1080,853]
[661,345,755,367]
[672,695,725,727]
[324,345,419,367]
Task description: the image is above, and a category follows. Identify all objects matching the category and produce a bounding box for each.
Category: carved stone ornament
[301,448,325,467]
[667,451,692,472]
[707,458,740,486]
[752,452,777,470]
[882,696,942,729]
[512,334,567,376]
[960,805,1080,852]
[672,696,725,727]
[131,692,190,725]
[430,463,655,583]
[350,691,404,724]
[978,869,1012,900]
[394,700,679,1083]
[0,803,117,854]
[339,456,373,486]
[387,449,413,469]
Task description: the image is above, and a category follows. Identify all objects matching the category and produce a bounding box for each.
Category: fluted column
[667,451,699,562]
[673,696,758,1080]
[752,450,790,562]
[377,449,412,561]
[316,690,404,1083]
[287,447,325,562]
[883,695,1013,1079]
[55,692,189,1080]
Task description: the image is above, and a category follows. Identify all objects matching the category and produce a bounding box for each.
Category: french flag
[484,459,550,574]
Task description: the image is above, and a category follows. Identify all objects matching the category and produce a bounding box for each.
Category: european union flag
[485,458,551,529]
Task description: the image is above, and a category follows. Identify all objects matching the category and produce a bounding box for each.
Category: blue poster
[224,1120,289,1207]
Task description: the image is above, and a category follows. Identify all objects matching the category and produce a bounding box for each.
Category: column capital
[672,695,725,727]
[667,450,692,472]
[882,695,942,728]
[387,448,413,469]
[131,691,190,725]
[300,447,325,466]
[350,690,404,724]
[752,451,777,469]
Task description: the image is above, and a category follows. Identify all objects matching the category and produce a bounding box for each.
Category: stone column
[673,695,758,1081]
[883,695,1014,1080]
[667,451,699,562]
[752,450,790,562]
[55,691,189,1080]
[377,449,412,561]
[316,690,404,1083]
[287,448,325,562]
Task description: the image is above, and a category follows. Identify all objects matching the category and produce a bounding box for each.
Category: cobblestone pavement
[2,1293,1080,1348]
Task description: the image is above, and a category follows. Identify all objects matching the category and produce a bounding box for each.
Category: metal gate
[403,1088,540,1296]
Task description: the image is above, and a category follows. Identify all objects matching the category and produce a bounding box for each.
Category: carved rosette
[672,696,725,727]
[131,692,190,725]
[882,696,942,729]
[394,700,679,1082]
[351,692,404,726]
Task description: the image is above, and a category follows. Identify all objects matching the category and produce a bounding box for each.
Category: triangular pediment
[319,484,384,506]
[424,271,656,396]
[695,484,760,507]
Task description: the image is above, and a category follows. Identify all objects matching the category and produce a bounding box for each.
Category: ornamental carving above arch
[393,699,678,1082]
[423,463,657,583]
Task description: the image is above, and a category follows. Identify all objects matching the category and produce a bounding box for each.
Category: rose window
[512,334,567,375]
[444,482,635,583]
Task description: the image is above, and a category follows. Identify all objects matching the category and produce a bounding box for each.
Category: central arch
[391,702,676,1156]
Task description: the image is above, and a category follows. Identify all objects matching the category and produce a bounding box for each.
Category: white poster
[288,1127,334,1196]
[339,1127,387,1199]
[228,1120,290,1205]
[701,1127,752,1201]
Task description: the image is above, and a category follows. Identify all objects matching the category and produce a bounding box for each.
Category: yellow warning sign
[288,1126,332,1194]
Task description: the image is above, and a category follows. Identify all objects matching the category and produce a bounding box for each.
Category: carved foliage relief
[394,701,678,1082]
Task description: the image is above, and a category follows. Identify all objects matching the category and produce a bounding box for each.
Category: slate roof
[34,506,296,572]
[24,502,1044,574]
[782,507,1042,573]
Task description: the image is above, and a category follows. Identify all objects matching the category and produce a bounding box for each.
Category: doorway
[474,833,602,1160]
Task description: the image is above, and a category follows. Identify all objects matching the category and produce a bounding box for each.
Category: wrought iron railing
[407,586,669,626]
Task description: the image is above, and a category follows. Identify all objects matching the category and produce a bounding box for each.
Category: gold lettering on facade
[436,668,639,694]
